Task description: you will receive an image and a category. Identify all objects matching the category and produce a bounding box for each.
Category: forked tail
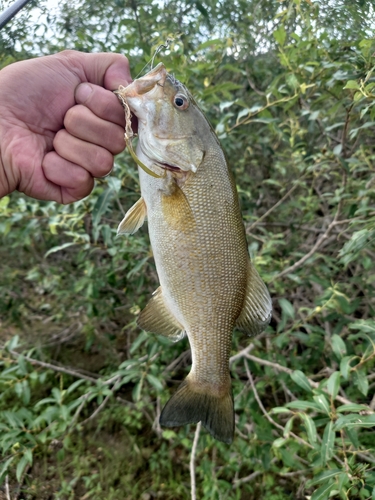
[159,378,234,444]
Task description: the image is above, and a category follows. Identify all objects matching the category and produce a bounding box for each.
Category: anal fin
[117,197,147,235]
[236,262,272,336]
[137,287,185,342]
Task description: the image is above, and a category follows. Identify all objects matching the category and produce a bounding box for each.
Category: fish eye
[173,94,189,110]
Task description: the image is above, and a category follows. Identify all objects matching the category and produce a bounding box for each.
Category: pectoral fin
[161,182,195,232]
[117,197,147,235]
[236,262,272,336]
[137,287,185,342]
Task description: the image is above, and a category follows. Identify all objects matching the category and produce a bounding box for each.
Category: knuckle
[53,129,68,152]
[92,148,113,177]
[63,106,80,132]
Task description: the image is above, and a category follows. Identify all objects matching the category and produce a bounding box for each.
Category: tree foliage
[0,0,375,498]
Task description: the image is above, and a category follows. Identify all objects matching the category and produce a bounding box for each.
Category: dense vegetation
[0,0,375,498]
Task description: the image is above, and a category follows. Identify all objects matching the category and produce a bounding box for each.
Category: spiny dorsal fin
[137,287,185,342]
[117,197,147,235]
[236,262,272,336]
[160,378,234,444]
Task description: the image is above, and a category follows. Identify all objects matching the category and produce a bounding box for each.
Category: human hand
[0,50,131,203]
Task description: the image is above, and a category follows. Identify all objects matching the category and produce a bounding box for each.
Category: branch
[5,475,10,500]
[8,349,98,383]
[190,422,201,500]
[233,469,263,487]
[245,361,314,449]
[244,352,354,406]
[246,180,303,233]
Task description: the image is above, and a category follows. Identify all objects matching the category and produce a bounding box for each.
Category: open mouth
[160,163,182,172]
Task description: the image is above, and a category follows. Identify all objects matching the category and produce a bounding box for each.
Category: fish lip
[122,63,167,98]
[155,162,182,173]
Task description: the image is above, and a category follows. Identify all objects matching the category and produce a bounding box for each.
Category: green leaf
[344,80,360,90]
[92,187,114,228]
[345,414,375,428]
[331,334,347,359]
[307,469,342,487]
[311,481,336,500]
[336,404,370,413]
[130,331,148,354]
[269,407,292,414]
[321,421,335,466]
[282,416,295,438]
[6,335,19,351]
[286,400,322,412]
[313,394,330,415]
[291,370,312,393]
[0,457,14,482]
[106,176,122,193]
[44,242,77,258]
[272,437,288,448]
[300,412,317,445]
[279,298,295,320]
[340,356,356,380]
[16,454,29,482]
[355,369,369,396]
[346,427,359,448]
[273,26,286,46]
[146,374,164,392]
[132,380,143,402]
[327,371,340,399]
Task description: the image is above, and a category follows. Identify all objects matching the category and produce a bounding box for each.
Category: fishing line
[134,37,173,79]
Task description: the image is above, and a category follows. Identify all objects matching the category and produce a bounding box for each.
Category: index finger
[75,83,126,127]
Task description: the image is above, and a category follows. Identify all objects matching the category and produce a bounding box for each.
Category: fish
[116,63,272,444]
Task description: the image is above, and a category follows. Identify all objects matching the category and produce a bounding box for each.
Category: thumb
[59,50,133,91]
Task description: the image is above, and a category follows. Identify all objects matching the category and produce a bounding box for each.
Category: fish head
[120,63,206,175]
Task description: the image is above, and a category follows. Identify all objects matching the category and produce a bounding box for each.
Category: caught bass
[116,63,272,444]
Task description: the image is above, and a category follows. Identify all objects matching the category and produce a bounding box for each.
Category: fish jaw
[119,63,167,121]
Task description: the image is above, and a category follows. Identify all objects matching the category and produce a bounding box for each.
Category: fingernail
[75,83,93,104]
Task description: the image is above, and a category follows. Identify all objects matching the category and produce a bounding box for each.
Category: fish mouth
[123,63,167,98]
[156,162,182,173]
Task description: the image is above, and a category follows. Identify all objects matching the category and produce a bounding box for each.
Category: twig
[233,469,263,487]
[80,376,121,427]
[272,173,347,281]
[67,393,91,433]
[244,352,354,406]
[271,218,339,280]
[245,361,314,449]
[190,422,201,500]
[7,349,98,383]
[229,343,255,364]
[5,475,10,500]
[246,180,303,233]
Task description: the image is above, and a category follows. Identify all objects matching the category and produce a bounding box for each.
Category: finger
[64,104,125,155]
[75,83,126,127]
[53,129,114,178]
[57,51,132,90]
[42,151,95,203]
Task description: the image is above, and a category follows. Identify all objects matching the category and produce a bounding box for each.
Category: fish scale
[116,63,272,443]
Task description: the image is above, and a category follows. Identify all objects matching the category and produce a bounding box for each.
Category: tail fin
[159,379,234,444]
